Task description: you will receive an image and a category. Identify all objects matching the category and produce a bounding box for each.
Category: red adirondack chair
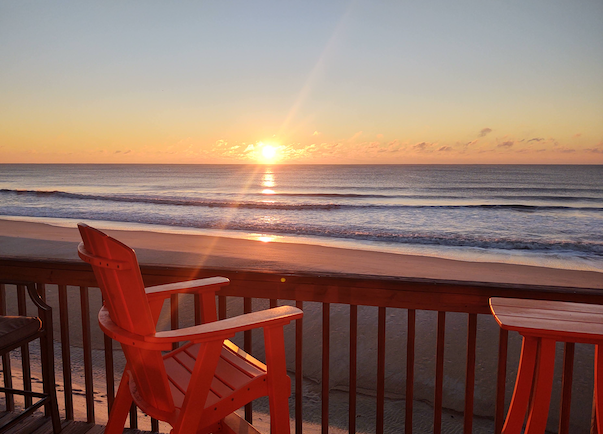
[77,224,302,434]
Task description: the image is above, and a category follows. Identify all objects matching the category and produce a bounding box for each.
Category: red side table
[490,297,603,434]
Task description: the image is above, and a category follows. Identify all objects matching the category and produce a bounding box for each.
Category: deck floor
[0,413,155,434]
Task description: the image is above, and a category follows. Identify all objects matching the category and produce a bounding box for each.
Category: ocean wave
[2,207,601,256]
[1,188,602,212]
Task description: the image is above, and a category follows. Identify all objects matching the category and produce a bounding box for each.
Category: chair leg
[264,326,291,434]
[105,372,134,434]
[173,341,224,434]
[524,338,556,434]
[503,336,539,434]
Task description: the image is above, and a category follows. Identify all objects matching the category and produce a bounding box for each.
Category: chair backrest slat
[78,224,174,413]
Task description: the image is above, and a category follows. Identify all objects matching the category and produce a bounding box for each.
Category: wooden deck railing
[1,257,602,433]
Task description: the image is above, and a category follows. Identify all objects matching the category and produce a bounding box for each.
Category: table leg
[595,344,603,434]
[525,338,556,434]
[503,336,539,434]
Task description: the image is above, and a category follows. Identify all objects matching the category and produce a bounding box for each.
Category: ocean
[0,164,601,271]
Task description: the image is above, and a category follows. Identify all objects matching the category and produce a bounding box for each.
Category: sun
[262,145,276,160]
[257,142,279,163]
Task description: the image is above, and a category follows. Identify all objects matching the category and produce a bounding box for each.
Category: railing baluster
[322,302,330,434]
[349,304,357,434]
[270,298,277,309]
[170,294,179,350]
[151,418,160,432]
[434,311,446,434]
[377,306,386,434]
[104,332,115,416]
[194,293,202,325]
[58,284,74,420]
[218,295,227,320]
[295,300,304,434]
[464,313,477,434]
[406,309,416,434]
[130,403,138,429]
[38,282,47,302]
[244,297,253,424]
[0,283,14,411]
[495,328,509,434]
[559,342,575,434]
[79,286,95,423]
[36,282,50,419]
[17,284,33,408]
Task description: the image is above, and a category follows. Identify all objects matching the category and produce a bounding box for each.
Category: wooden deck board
[0,413,159,434]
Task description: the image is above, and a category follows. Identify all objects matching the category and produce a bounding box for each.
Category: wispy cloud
[528,137,544,142]
[349,131,363,142]
[413,141,430,151]
[497,141,514,148]
[478,128,492,137]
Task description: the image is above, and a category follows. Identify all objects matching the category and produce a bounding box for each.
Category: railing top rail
[1,257,602,314]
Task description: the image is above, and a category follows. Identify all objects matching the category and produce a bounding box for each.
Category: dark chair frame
[0,281,60,433]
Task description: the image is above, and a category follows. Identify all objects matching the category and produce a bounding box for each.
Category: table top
[490,297,603,344]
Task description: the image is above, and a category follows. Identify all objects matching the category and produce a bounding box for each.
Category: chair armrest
[99,305,302,348]
[145,277,230,300]
[98,307,173,351]
[149,306,303,344]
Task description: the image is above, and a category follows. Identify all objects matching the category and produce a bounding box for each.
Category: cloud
[385,140,403,152]
[437,146,452,152]
[574,133,582,138]
[376,134,384,139]
[583,142,602,154]
[413,141,430,151]
[478,128,492,137]
[312,131,321,136]
[243,144,254,152]
[528,138,544,142]
[349,131,363,142]
[497,141,514,148]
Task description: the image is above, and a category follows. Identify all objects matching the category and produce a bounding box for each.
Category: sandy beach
[1,218,601,288]
[1,218,602,433]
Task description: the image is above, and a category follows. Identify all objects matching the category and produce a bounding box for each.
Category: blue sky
[1,1,602,163]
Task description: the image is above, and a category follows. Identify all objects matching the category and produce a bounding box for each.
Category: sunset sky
[1,1,602,164]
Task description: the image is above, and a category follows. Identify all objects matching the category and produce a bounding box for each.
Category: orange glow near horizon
[1,3,602,165]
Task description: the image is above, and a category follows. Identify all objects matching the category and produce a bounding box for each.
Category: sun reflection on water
[262,169,275,188]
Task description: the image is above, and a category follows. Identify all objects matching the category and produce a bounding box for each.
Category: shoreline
[0,218,601,289]
[1,214,601,273]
